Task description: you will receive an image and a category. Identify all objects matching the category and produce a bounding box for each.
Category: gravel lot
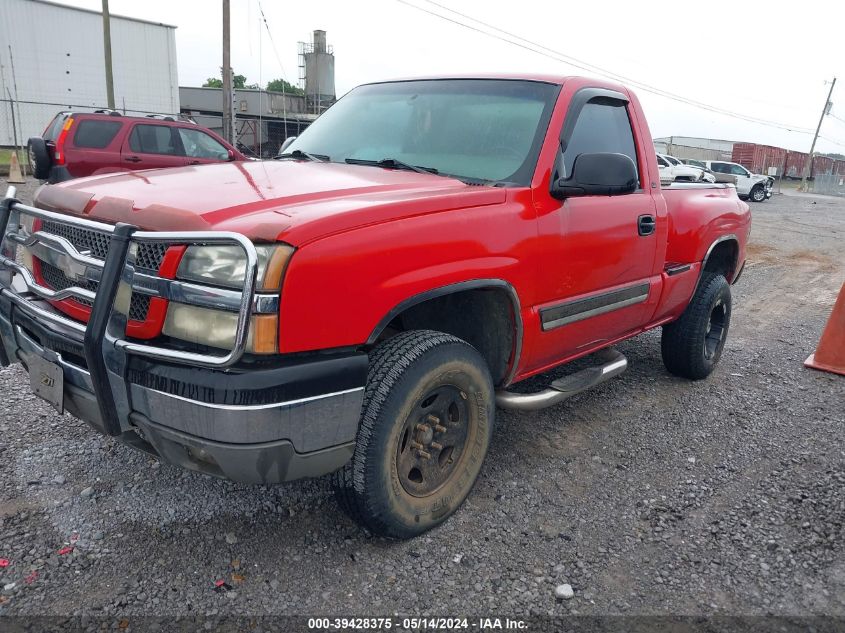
[0,177,843,620]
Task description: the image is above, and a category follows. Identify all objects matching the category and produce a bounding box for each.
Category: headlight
[162,242,293,354]
[176,243,293,291]
[162,305,278,355]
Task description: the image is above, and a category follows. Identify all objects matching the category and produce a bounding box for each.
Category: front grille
[39,261,152,322]
[41,221,111,259]
[40,261,96,307]
[135,242,168,271]
[128,294,152,322]
[40,221,168,272]
[32,220,168,326]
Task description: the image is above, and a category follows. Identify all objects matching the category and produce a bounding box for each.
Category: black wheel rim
[396,385,471,497]
[704,299,727,360]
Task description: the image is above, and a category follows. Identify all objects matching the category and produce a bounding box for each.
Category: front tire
[333,330,494,539]
[661,273,732,380]
[750,185,767,202]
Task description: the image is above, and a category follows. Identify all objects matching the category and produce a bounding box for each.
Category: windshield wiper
[345,157,439,175]
[276,149,329,162]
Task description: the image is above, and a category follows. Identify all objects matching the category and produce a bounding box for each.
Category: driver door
[530,90,660,370]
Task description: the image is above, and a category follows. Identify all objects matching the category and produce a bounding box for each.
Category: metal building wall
[0,0,178,146]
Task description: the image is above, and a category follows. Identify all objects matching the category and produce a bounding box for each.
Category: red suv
[27,111,246,183]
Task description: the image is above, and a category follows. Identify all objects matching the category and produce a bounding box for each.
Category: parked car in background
[27,111,246,183]
[682,158,707,169]
[705,160,773,202]
[657,153,715,183]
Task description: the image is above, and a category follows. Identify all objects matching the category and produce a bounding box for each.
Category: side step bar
[495,348,628,411]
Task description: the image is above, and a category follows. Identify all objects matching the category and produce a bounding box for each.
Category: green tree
[202,70,249,89]
[266,78,304,96]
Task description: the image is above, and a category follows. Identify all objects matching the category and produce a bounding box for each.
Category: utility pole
[800,77,836,192]
[222,0,233,144]
[102,0,115,109]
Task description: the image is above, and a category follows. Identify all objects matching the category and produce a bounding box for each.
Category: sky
[59,0,845,154]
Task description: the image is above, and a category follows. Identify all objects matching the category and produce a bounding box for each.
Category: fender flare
[693,234,739,296]
[366,278,524,386]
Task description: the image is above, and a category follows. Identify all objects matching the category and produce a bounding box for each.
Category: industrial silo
[302,30,335,114]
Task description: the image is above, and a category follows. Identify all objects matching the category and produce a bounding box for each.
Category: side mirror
[279,136,297,154]
[551,152,639,199]
[227,149,236,161]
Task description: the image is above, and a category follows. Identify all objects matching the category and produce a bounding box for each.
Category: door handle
[638,214,656,236]
[124,156,142,163]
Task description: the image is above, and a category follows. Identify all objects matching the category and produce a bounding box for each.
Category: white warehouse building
[0,0,178,146]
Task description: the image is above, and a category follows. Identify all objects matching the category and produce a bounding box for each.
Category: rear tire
[27,138,51,180]
[661,273,732,380]
[332,330,494,539]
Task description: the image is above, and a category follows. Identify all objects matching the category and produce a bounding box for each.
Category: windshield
[286,79,560,185]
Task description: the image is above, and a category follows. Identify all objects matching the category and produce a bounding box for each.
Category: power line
[829,112,845,126]
[398,0,817,135]
[818,135,845,151]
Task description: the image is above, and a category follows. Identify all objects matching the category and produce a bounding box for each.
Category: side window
[656,155,669,167]
[561,98,639,180]
[710,162,726,173]
[128,124,181,155]
[177,128,230,160]
[730,164,748,176]
[73,120,122,149]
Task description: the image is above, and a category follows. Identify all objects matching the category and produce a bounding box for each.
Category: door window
[178,128,230,160]
[73,120,122,148]
[656,155,669,167]
[729,164,749,176]
[128,124,181,155]
[710,162,727,173]
[561,98,639,179]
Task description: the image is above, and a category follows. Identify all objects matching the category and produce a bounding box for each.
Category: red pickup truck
[0,75,749,538]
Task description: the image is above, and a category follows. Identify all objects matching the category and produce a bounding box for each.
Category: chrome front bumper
[0,186,366,483]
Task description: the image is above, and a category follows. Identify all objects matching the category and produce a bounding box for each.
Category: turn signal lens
[259,245,294,291]
[249,314,279,354]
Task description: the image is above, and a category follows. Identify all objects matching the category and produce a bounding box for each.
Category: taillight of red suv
[52,117,74,166]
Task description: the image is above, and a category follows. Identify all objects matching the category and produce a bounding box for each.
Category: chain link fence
[811,173,845,197]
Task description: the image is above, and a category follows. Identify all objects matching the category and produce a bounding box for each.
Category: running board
[495,348,628,411]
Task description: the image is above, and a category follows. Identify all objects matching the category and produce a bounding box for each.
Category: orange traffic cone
[7,151,25,184]
[805,281,845,376]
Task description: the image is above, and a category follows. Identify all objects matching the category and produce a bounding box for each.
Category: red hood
[35,160,507,245]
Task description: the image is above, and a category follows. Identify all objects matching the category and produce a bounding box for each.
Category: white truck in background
[704,160,774,202]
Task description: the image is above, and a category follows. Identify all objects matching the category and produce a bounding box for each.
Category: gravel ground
[0,178,843,619]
